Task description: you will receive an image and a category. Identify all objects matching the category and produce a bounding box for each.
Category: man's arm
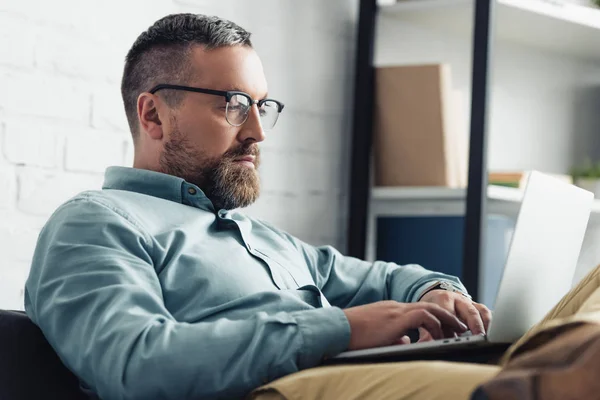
[268,228,492,336]
[25,197,350,400]
[268,227,467,308]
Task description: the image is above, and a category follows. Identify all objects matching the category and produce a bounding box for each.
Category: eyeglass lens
[225,94,280,130]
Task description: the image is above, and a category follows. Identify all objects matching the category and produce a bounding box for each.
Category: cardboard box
[373,64,466,187]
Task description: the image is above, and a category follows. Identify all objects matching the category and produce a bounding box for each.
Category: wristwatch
[420,281,472,300]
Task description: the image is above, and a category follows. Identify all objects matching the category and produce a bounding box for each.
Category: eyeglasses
[149,84,285,130]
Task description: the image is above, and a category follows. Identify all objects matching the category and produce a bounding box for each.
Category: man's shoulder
[44,190,131,226]
[47,189,202,237]
[46,189,163,231]
[59,187,183,213]
[54,189,137,213]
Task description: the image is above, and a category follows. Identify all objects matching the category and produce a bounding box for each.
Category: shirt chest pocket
[253,248,316,288]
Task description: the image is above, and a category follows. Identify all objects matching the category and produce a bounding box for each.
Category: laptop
[333,171,594,362]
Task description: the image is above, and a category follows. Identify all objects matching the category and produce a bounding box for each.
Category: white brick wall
[2,118,62,168]
[16,167,105,216]
[0,70,91,122]
[0,1,357,309]
[0,164,16,210]
[64,131,128,173]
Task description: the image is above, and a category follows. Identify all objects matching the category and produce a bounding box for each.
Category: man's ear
[137,93,164,140]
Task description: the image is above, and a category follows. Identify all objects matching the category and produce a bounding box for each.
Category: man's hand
[418,289,492,342]
[343,301,468,351]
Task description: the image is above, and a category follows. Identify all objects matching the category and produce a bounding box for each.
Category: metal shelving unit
[346,0,495,300]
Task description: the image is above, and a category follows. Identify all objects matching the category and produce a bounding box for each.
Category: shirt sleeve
[268,227,468,308]
[24,197,350,400]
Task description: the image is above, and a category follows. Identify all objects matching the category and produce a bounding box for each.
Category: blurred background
[1,0,600,311]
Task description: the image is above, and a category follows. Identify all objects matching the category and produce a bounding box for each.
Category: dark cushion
[0,310,89,400]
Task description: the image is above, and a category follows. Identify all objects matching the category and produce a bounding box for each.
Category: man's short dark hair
[121,13,253,138]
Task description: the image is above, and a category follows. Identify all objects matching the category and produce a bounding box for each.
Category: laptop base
[323,341,510,366]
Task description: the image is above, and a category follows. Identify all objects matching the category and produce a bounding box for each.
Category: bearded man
[25,13,499,400]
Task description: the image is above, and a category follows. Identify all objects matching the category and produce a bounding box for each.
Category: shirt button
[188,187,197,195]
[218,210,227,218]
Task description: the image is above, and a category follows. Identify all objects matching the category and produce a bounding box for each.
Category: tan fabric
[477,264,600,399]
[251,390,286,400]
[251,264,600,400]
[250,362,500,400]
[476,323,600,399]
[501,263,600,365]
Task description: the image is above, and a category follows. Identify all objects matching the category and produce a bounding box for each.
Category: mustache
[223,144,260,160]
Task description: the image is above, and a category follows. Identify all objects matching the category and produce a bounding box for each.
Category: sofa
[0,309,89,399]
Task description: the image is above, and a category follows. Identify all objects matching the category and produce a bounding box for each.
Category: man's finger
[474,302,492,331]
[414,303,468,335]
[395,335,411,345]
[404,309,444,340]
[417,327,434,343]
[456,300,486,335]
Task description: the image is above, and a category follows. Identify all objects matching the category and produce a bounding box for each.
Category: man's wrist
[419,281,472,301]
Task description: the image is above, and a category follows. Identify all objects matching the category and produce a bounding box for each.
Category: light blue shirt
[25,166,466,400]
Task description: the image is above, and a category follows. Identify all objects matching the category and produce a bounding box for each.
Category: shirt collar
[102,166,215,212]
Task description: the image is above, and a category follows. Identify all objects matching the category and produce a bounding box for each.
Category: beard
[159,125,261,211]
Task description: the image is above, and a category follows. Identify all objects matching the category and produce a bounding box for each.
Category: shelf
[371,185,600,222]
[367,184,600,262]
[379,0,600,64]
[372,186,465,201]
[372,185,522,202]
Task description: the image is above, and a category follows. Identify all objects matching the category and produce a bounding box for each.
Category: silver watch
[423,281,472,300]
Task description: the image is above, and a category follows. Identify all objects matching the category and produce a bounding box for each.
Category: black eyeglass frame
[149,84,285,112]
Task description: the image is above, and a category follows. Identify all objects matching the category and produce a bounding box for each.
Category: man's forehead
[188,45,268,97]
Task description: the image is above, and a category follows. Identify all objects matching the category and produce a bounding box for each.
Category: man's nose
[238,104,265,143]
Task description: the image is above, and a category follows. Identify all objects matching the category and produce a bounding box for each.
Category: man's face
[159,45,268,210]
